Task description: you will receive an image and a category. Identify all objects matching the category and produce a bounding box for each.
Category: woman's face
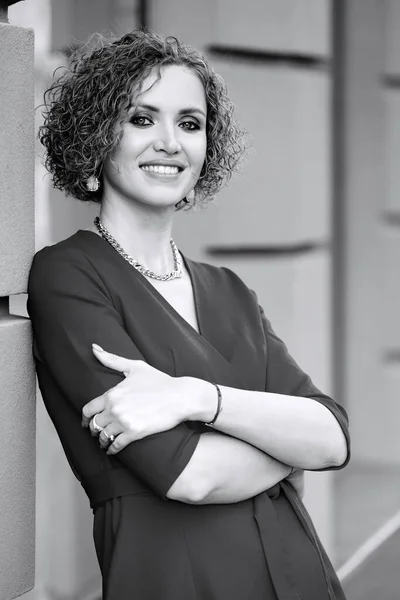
[102,65,207,209]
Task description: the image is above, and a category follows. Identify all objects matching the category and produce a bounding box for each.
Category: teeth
[141,165,179,174]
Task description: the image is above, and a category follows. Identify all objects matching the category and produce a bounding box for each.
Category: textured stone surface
[148,0,214,50]
[0,316,36,599]
[0,23,34,296]
[384,0,400,75]
[342,0,396,467]
[384,89,400,213]
[379,230,400,350]
[207,60,331,246]
[214,0,331,56]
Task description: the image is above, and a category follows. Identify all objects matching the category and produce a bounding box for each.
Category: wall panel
[207,60,331,246]
[0,315,36,599]
[0,13,36,599]
[379,230,400,349]
[384,89,400,213]
[384,0,400,75]
[148,0,214,48]
[0,23,34,296]
[380,2,400,469]
[214,0,331,56]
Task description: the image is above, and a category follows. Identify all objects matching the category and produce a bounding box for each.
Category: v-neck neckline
[77,229,204,339]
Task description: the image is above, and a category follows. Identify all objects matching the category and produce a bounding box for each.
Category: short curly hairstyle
[39,29,247,210]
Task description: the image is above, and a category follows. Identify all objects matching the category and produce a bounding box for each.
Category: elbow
[330,438,349,468]
[185,484,210,504]
[319,405,349,469]
[324,430,349,469]
[166,473,210,504]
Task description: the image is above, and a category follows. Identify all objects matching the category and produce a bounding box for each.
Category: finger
[92,344,135,377]
[82,395,106,427]
[98,424,123,449]
[106,432,133,455]
[89,411,109,436]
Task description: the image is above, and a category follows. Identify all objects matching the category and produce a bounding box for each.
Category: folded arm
[27,248,294,504]
[167,431,292,503]
[185,305,351,472]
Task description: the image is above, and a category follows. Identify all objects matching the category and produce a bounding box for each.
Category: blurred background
[2,0,400,598]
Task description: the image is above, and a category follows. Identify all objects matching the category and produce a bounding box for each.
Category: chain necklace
[93,216,183,281]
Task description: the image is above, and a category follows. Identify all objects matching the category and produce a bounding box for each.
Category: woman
[28,30,350,600]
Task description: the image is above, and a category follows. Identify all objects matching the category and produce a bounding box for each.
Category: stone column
[0,1,36,598]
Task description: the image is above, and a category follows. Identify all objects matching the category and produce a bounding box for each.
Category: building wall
[342,0,400,466]
[382,1,400,463]
[0,6,36,600]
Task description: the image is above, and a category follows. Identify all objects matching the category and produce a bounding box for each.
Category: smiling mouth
[140,165,182,175]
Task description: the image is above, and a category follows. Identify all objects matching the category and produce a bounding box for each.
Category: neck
[98,197,177,275]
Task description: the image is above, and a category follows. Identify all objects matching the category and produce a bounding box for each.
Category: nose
[153,126,182,154]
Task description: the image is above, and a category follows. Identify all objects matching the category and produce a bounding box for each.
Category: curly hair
[39,29,247,210]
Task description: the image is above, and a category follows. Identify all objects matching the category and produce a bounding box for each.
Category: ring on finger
[91,414,103,434]
[101,429,115,444]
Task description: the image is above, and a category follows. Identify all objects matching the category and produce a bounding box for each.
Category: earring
[186,189,195,203]
[86,175,100,192]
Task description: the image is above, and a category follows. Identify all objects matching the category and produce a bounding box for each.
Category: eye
[130,115,153,127]
[180,120,200,132]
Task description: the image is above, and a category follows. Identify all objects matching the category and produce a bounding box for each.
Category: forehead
[131,65,206,111]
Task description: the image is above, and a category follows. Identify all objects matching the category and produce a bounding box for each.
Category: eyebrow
[131,103,206,118]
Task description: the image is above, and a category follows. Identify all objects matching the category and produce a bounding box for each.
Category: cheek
[115,128,148,162]
[191,136,207,173]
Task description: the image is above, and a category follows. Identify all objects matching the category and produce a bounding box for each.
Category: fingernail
[92,343,104,352]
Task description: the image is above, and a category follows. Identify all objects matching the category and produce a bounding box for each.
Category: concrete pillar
[8,1,139,597]
[341,0,400,466]
[0,2,36,598]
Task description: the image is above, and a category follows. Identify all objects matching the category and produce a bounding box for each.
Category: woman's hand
[285,467,305,499]
[81,344,190,454]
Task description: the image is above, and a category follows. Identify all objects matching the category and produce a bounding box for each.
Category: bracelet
[204,383,223,426]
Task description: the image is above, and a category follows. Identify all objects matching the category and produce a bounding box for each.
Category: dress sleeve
[259,305,351,471]
[27,247,201,498]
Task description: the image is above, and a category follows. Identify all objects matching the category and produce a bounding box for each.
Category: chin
[147,188,187,204]
[138,194,183,208]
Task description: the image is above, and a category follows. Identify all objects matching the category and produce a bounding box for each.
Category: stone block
[208,59,330,246]
[214,0,331,56]
[148,0,215,50]
[0,314,36,599]
[379,229,400,350]
[351,359,400,466]
[384,89,400,213]
[0,23,34,296]
[384,0,400,75]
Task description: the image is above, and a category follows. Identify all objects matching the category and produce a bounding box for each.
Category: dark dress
[27,230,350,600]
